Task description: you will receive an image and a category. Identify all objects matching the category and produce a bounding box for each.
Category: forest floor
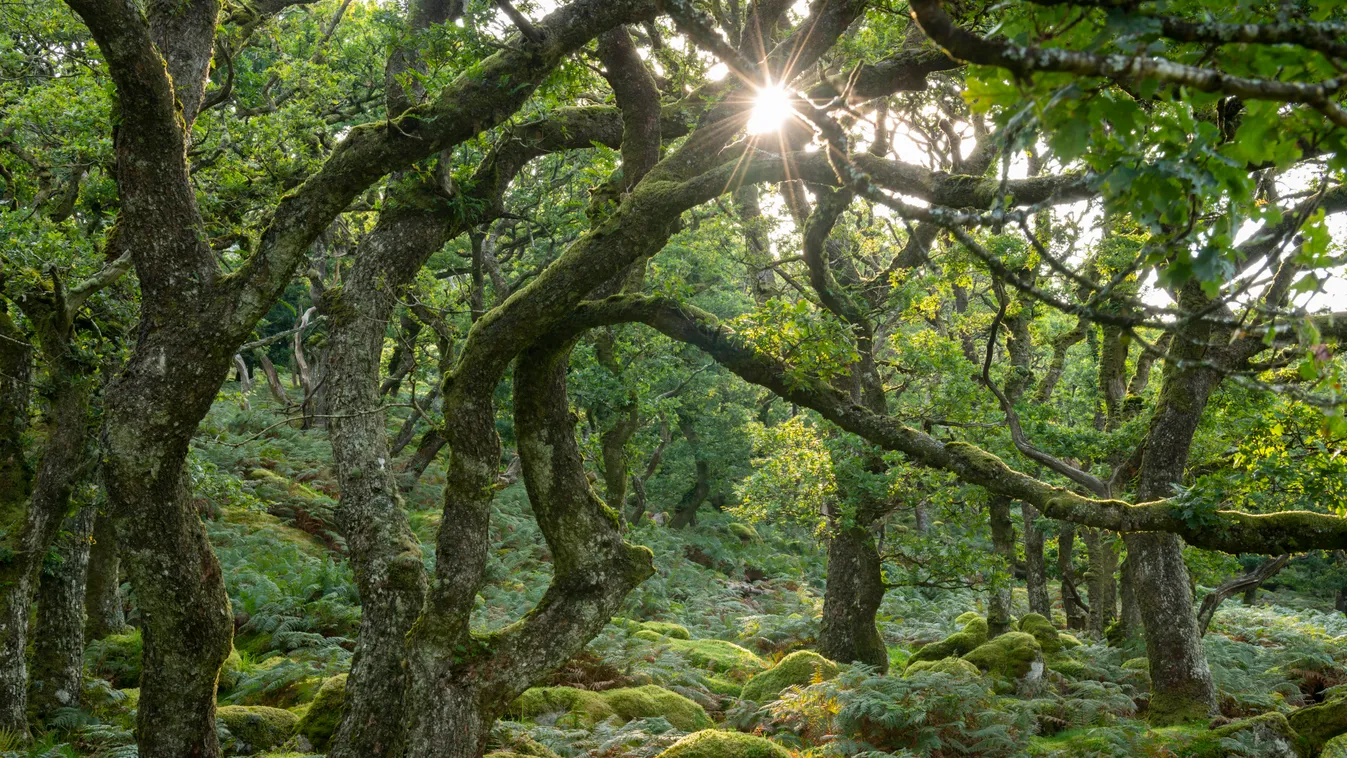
[22,380,1347,757]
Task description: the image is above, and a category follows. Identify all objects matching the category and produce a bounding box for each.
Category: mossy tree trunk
[401,337,654,756]
[29,506,96,721]
[1058,524,1088,630]
[819,524,889,672]
[988,495,1017,637]
[1022,503,1052,617]
[0,312,34,735]
[84,513,127,640]
[1083,527,1117,638]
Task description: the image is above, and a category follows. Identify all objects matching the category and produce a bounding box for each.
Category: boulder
[906,616,988,669]
[903,657,982,678]
[295,673,347,752]
[741,651,839,702]
[657,730,791,758]
[961,632,1043,681]
[217,705,299,755]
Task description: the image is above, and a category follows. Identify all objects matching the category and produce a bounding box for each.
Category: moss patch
[1018,613,1068,654]
[217,705,299,754]
[1287,693,1347,753]
[906,616,988,669]
[512,687,616,728]
[741,650,839,702]
[904,657,981,678]
[961,631,1042,681]
[657,730,791,758]
[642,621,692,640]
[727,523,760,543]
[601,685,713,731]
[295,673,347,752]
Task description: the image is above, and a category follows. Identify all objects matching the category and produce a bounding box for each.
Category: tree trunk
[1196,555,1287,635]
[988,496,1016,637]
[401,338,653,756]
[0,355,96,736]
[255,350,289,406]
[0,312,33,736]
[29,506,96,722]
[322,204,445,758]
[669,414,710,528]
[1022,503,1051,617]
[1058,524,1087,630]
[1124,532,1213,724]
[818,524,888,672]
[1117,555,1143,644]
[103,335,236,758]
[400,427,448,488]
[85,513,128,640]
[1083,527,1118,637]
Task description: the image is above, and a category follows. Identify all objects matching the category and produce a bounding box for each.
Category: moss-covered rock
[1322,732,1347,758]
[633,629,663,642]
[217,705,299,754]
[512,685,712,731]
[1209,713,1302,758]
[741,650,839,702]
[86,628,142,688]
[904,657,982,678]
[727,523,760,543]
[955,611,982,626]
[1018,613,1068,654]
[642,621,691,640]
[906,616,988,669]
[961,631,1042,681]
[1287,693,1347,753]
[220,647,245,692]
[601,685,713,731]
[512,687,616,728]
[658,638,768,680]
[701,674,743,698]
[1044,655,1088,679]
[657,730,791,758]
[295,673,346,752]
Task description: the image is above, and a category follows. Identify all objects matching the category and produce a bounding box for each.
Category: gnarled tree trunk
[1022,503,1052,617]
[819,524,888,672]
[29,506,97,721]
[988,495,1016,637]
[85,513,127,640]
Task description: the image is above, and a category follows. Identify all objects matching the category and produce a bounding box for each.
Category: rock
[657,730,791,758]
[906,616,988,669]
[1322,732,1347,757]
[217,705,299,755]
[727,523,761,543]
[641,621,692,640]
[601,685,713,731]
[1207,713,1302,758]
[955,611,983,626]
[295,673,347,752]
[511,687,616,728]
[220,647,245,692]
[741,651,839,702]
[961,632,1043,681]
[1288,692,1347,753]
[511,685,712,731]
[1018,613,1068,654]
[903,658,982,678]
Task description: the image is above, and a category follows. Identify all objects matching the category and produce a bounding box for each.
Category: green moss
[1044,655,1088,679]
[1017,613,1067,654]
[1322,732,1347,758]
[905,617,988,669]
[657,730,791,758]
[220,647,245,692]
[954,611,982,627]
[1208,713,1302,757]
[641,621,691,640]
[512,685,712,731]
[1121,657,1149,671]
[512,687,617,727]
[741,650,839,702]
[1287,692,1347,753]
[961,631,1042,681]
[295,673,346,752]
[633,629,663,642]
[903,657,981,678]
[727,523,760,543]
[600,685,713,731]
[701,675,742,698]
[665,638,768,680]
[86,628,142,688]
[1059,633,1082,648]
[217,705,299,753]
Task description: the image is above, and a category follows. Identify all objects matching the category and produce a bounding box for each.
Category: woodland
[2,0,1347,756]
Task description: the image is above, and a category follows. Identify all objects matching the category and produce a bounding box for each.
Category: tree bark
[29,506,96,722]
[0,311,32,735]
[669,413,710,528]
[1083,527,1118,637]
[818,524,889,672]
[401,338,653,756]
[1196,554,1288,635]
[1022,503,1052,617]
[322,178,458,758]
[1117,554,1143,644]
[988,495,1016,637]
[85,512,128,640]
[1058,524,1087,630]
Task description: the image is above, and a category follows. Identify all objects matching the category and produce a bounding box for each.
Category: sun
[747,84,792,135]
